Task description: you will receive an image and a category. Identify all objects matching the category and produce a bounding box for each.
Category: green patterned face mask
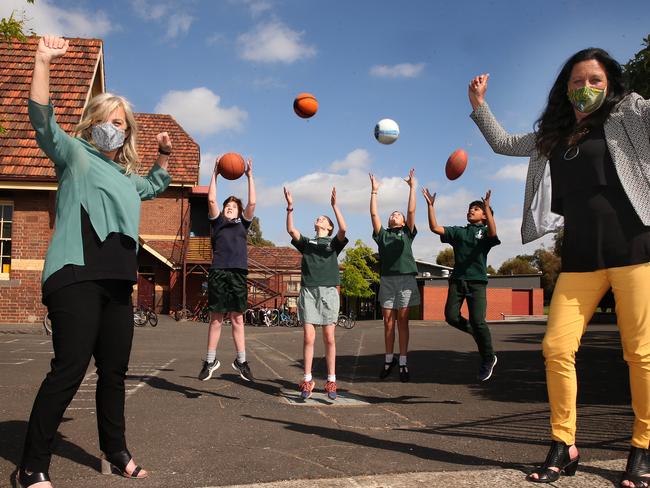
[567,86,606,113]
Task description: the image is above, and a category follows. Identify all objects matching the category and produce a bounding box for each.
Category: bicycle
[336,311,356,329]
[134,306,158,327]
[43,312,52,336]
[279,309,299,327]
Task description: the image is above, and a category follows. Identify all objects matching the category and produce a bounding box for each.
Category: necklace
[563,127,590,161]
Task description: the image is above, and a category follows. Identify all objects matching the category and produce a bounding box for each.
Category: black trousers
[21,280,134,473]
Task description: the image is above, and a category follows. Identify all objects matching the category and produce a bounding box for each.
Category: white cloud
[329,149,371,172]
[238,21,316,63]
[155,87,247,136]
[229,0,274,16]
[129,0,193,39]
[370,63,425,79]
[1,0,112,37]
[492,163,528,182]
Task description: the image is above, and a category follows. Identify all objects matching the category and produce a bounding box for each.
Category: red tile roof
[134,113,199,185]
[185,237,302,270]
[0,37,200,185]
[0,37,102,180]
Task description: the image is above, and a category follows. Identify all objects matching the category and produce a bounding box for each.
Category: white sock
[385,353,394,364]
[237,351,246,363]
[304,373,312,382]
[327,374,336,382]
[206,350,216,363]
[399,355,407,366]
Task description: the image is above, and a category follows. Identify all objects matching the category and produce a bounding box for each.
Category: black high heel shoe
[526,440,579,483]
[17,469,51,487]
[100,450,148,479]
[620,446,650,488]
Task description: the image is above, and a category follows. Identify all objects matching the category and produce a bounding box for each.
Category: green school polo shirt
[441,223,500,282]
[29,100,171,285]
[291,235,348,287]
[372,226,418,276]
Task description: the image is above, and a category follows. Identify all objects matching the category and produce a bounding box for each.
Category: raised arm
[468,73,537,157]
[422,188,444,235]
[331,187,347,242]
[283,187,300,241]
[154,132,172,172]
[243,158,256,220]
[405,168,416,232]
[208,158,220,219]
[483,189,497,237]
[369,173,381,234]
[31,36,69,104]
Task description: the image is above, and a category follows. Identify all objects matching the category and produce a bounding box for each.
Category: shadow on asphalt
[127,372,240,400]
[0,419,98,477]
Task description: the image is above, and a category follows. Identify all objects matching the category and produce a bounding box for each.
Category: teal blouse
[28,99,172,285]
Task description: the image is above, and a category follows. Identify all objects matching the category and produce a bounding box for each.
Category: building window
[0,202,12,279]
[286,281,300,293]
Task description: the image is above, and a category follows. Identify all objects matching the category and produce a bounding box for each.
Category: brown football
[445,148,468,180]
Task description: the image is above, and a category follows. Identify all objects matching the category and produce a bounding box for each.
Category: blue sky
[3,0,649,267]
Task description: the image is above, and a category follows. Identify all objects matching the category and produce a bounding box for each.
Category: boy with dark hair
[422,189,501,381]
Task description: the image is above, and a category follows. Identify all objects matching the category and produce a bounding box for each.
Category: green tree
[497,255,538,275]
[247,216,275,246]
[486,264,496,276]
[340,240,379,299]
[436,247,455,268]
[532,247,561,301]
[623,34,650,98]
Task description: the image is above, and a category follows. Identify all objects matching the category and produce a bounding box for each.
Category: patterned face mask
[91,122,126,152]
[567,86,606,114]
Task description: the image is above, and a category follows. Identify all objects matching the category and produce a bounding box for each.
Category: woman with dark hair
[469,48,650,487]
[198,156,256,383]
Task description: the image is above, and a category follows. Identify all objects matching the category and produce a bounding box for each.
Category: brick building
[0,37,199,323]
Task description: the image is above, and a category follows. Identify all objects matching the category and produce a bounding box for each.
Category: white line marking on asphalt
[0,339,18,344]
[0,358,34,365]
[350,330,365,384]
[251,337,295,362]
[125,358,177,399]
[248,348,283,379]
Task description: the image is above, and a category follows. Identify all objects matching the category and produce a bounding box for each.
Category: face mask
[91,122,126,152]
[567,86,606,114]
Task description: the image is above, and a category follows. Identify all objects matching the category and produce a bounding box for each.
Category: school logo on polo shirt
[475,229,484,239]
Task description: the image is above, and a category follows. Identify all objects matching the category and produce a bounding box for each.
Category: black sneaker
[379,357,398,379]
[198,359,220,381]
[399,365,410,383]
[232,359,254,382]
[478,355,498,382]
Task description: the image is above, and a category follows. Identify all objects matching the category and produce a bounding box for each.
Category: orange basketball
[445,148,468,180]
[218,153,245,180]
[293,92,318,118]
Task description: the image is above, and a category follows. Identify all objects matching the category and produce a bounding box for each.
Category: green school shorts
[208,268,248,313]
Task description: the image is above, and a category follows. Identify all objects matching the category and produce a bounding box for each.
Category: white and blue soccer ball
[374,118,400,145]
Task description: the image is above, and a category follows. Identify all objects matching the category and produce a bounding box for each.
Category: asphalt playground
[0,316,633,487]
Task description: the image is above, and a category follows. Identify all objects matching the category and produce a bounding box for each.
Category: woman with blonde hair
[18,36,172,488]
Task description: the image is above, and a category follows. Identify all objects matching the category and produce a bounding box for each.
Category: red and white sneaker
[324,381,337,400]
[299,380,316,400]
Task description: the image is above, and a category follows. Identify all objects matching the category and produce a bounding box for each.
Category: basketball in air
[374,118,400,145]
[218,153,245,180]
[293,93,318,118]
[445,148,468,180]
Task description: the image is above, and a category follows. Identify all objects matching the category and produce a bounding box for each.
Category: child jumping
[370,170,420,382]
[198,156,256,382]
[284,187,348,400]
[422,188,500,381]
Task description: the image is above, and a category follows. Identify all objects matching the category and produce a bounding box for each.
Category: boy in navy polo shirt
[422,189,500,381]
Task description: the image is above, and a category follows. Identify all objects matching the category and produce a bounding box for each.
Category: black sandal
[620,447,650,488]
[526,440,579,483]
[18,469,51,488]
[100,450,148,479]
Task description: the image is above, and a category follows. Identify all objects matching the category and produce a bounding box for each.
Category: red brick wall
[0,191,52,323]
[421,286,536,321]
[140,188,186,236]
[0,187,189,323]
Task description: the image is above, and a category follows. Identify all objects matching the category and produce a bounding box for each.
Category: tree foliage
[340,240,379,298]
[436,247,454,268]
[247,216,275,247]
[623,35,650,98]
[497,255,538,275]
[532,247,561,301]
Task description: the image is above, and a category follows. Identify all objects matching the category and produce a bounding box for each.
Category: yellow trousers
[543,262,650,448]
